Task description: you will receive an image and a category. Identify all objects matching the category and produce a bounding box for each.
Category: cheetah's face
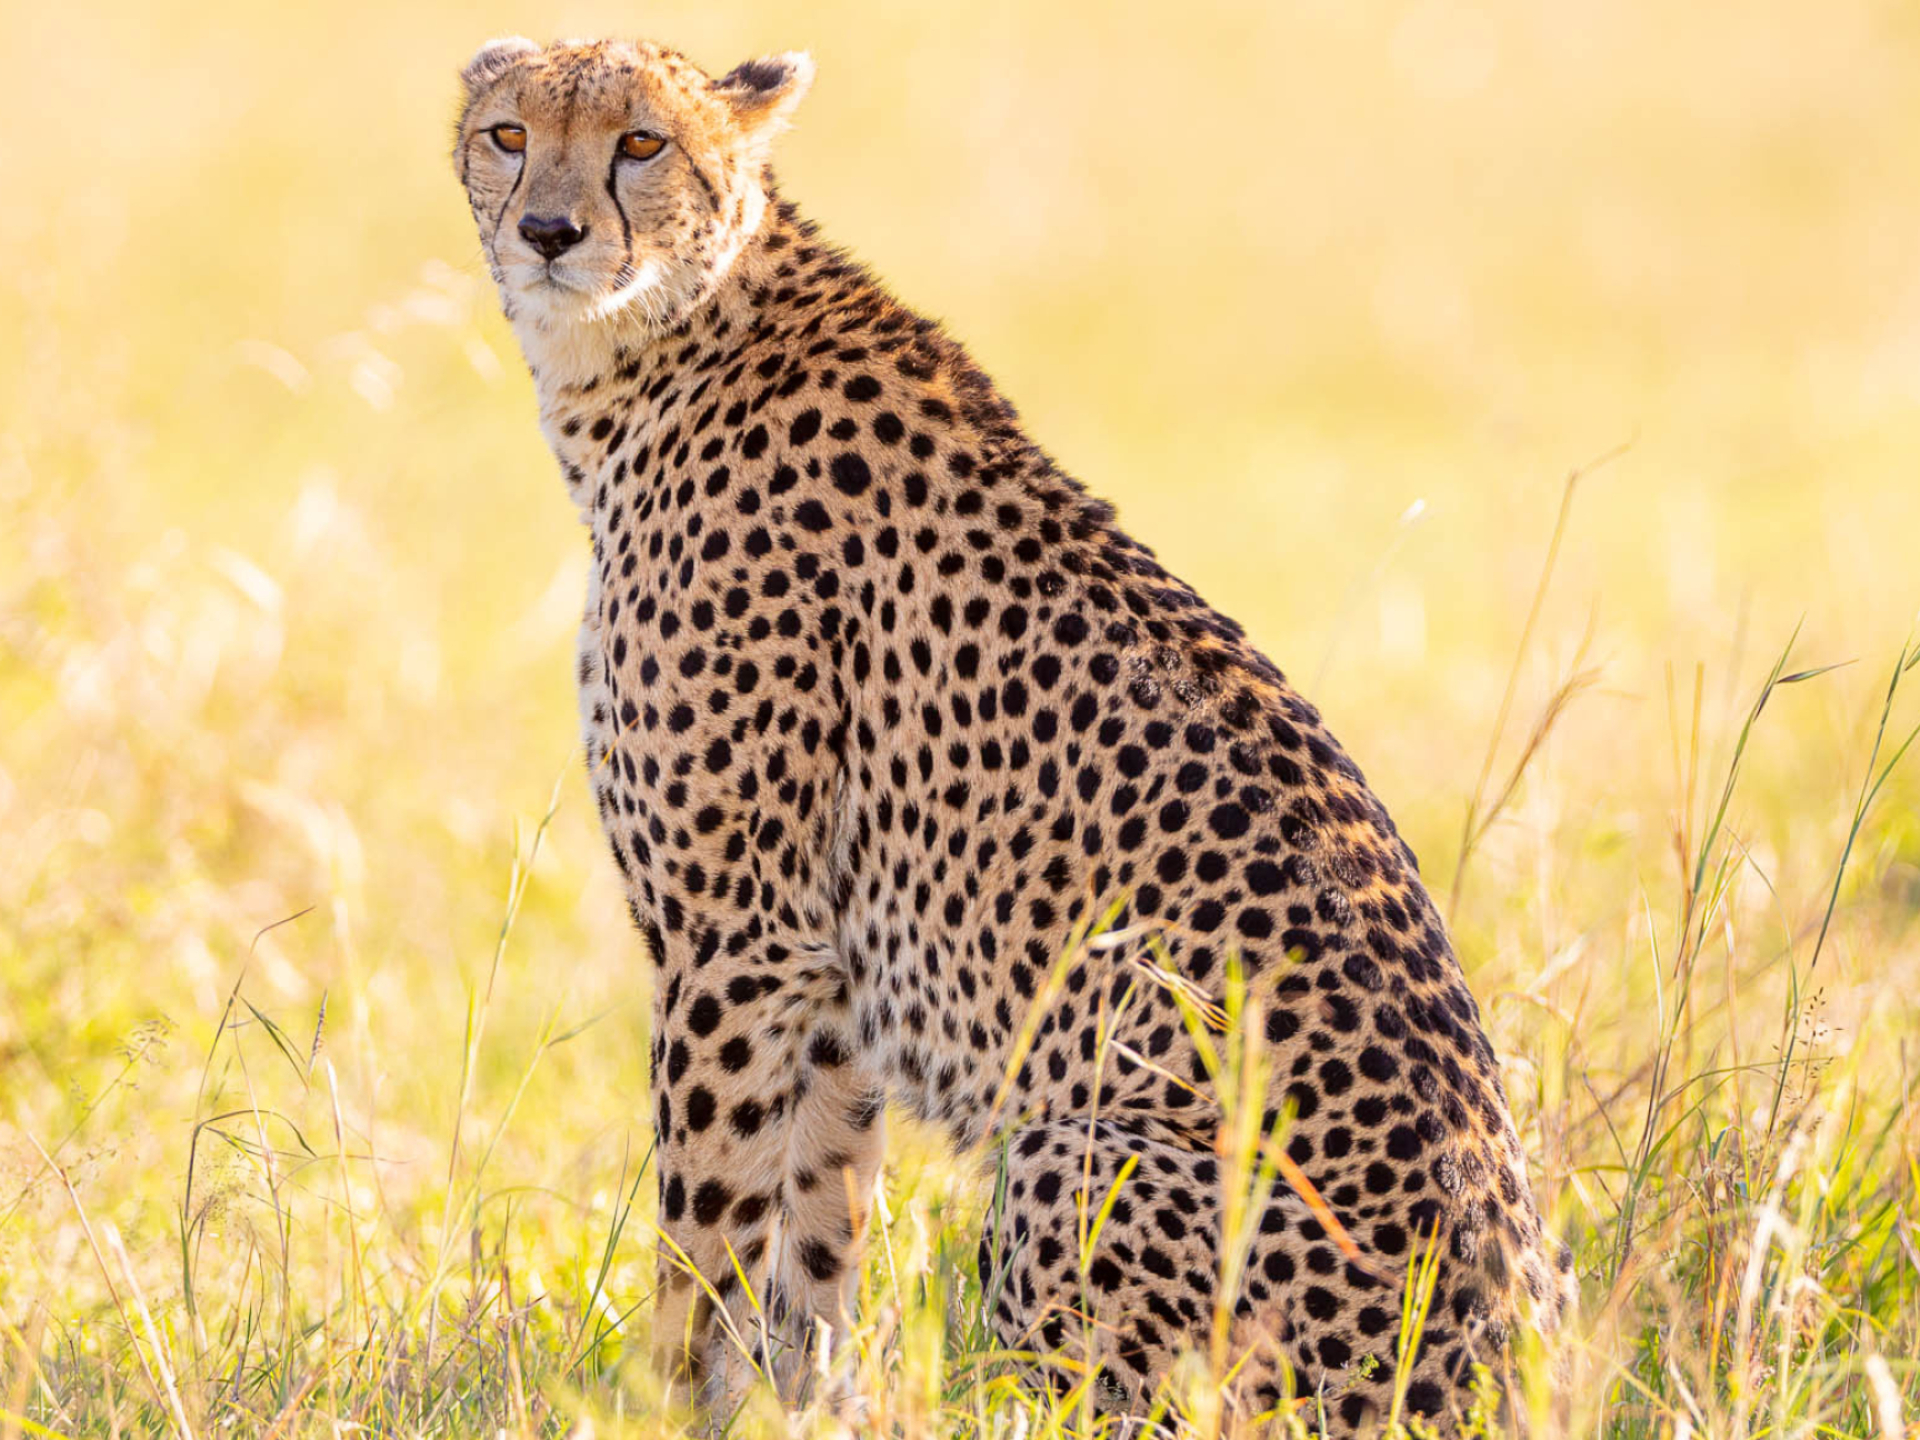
[453,38,811,334]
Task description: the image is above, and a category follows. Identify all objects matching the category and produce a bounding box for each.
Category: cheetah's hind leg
[977,1117,1482,1436]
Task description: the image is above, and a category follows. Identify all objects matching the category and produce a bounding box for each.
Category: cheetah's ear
[462,36,540,95]
[713,51,815,144]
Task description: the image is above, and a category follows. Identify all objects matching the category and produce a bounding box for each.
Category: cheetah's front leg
[647,917,885,1415]
[577,589,881,1412]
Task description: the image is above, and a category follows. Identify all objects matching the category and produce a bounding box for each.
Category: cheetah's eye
[620,132,667,162]
[490,124,527,154]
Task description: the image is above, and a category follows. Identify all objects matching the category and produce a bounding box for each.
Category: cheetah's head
[454,37,811,340]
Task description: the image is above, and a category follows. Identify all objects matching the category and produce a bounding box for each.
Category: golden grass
[2,1,1917,1435]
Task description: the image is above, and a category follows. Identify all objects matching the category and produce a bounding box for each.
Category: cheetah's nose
[518,213,587,261]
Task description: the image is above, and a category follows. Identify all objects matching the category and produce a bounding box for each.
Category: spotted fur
[454,36,1573,1431]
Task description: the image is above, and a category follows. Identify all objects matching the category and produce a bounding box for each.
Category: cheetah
[454,36,1573,1432]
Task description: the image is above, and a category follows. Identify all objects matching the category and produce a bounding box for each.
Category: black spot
[691,1179,732,1225]
[831,452,872,495]
[1359,1045,1399,1082]
[685,1086,716,1131]
[1405,1381,1445,1416]
[798,1237,841,1281]
[808,1031,845,1067]
[1208,803,1250,839]
[687,994,723,1037]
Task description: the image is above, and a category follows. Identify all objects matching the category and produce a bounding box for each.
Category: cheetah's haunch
[454,35,1572,1432]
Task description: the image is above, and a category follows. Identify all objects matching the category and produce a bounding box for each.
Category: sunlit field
[3,0,1918,1434]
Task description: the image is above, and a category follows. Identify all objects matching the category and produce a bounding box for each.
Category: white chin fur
[504,257,675,329]
[583,258,671,321]
[502,260,686,387]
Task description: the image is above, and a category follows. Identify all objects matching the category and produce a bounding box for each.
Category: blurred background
[2,0,1917,1432]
